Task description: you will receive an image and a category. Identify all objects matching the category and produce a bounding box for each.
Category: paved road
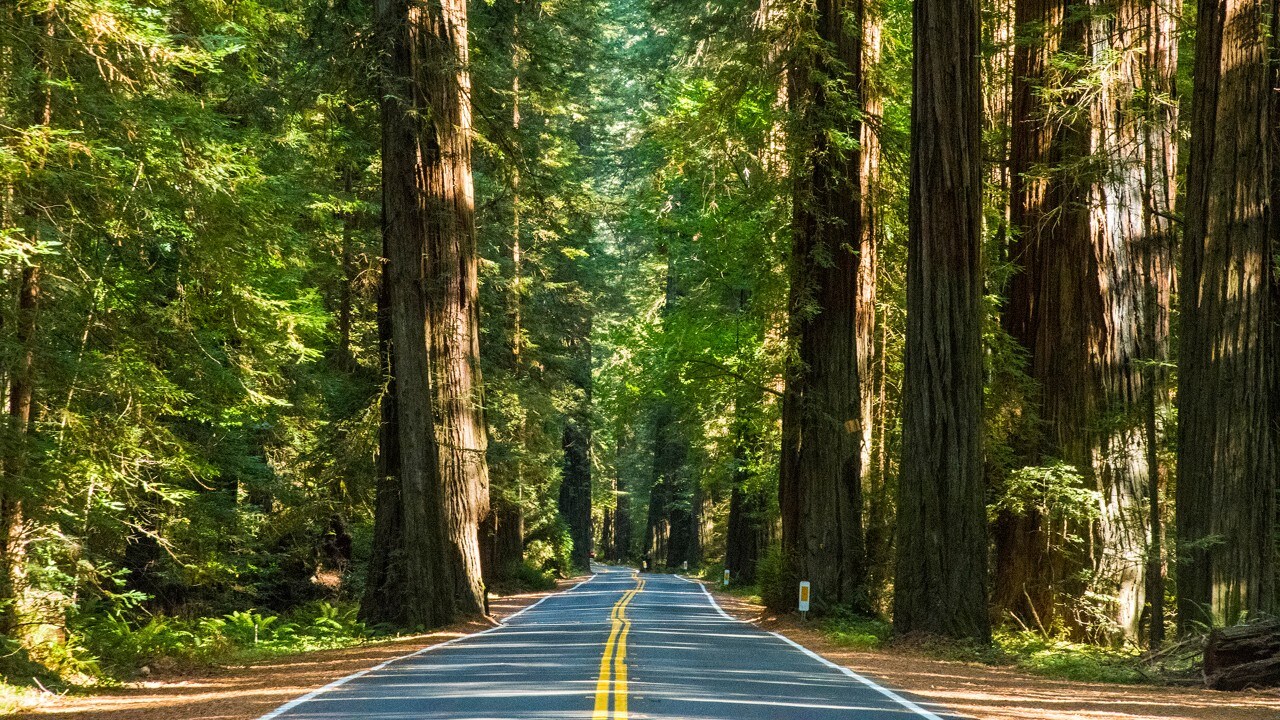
[259,565,965,719]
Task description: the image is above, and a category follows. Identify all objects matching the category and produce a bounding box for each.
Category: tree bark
[1,265,38,636]
[413,0,490,616]
[1,3,52,638]
[997,0,1085,633]
[997,0,1177,641]
[559,325,593,571]
[725,393,768,585]
[893,0,989,641]
[777,0,866,613]
[362,0,483,628]
[1176,0,1278,631]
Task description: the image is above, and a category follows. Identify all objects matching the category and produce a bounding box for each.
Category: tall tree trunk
[859,0,890,607]
[999,0,1177,642]
[725,392,768,585]
[559,326,593,571]
[362,0,472,629]
[997,0,1084,633]
[1,265,38,636]
[893,0,989,641]
[777,0,866,614]
[1176,0,1277,631]
[1084,0,1177,642]
[415,0,490,616]
[1,2,52,638]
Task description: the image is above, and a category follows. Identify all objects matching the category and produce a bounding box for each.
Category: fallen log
[1204,620,1280,691]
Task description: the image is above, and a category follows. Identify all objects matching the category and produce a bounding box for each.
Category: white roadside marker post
[798,581,811,621]
[723,569,730,587]
[682,560,688,571]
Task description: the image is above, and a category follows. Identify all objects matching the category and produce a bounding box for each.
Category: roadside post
[723,569,730,587]
[798,581,811,620]
[682,560,688,571]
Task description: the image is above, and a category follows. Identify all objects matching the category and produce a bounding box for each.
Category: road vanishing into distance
[258,565,965,720]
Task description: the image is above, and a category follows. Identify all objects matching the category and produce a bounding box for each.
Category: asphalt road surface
[258,565,966,719]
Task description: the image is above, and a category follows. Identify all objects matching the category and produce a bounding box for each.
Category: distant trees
[893,0,989,641]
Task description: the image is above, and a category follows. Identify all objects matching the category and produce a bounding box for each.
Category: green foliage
[756,545,795,612]
[74,602,373,678]
[824,616,893,650]
[995,631,1147,684]
[990,462,1099,532]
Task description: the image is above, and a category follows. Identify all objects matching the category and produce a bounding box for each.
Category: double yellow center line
[592,575,644,719]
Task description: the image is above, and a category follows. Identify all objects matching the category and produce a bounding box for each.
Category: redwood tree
[362,0,488,627]
[777,0,866,613]
[893,0,989,641]
[1176,0,1277,630]
[997,0,1177,641]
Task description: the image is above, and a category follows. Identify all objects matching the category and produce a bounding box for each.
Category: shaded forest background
[0,0,1278,690]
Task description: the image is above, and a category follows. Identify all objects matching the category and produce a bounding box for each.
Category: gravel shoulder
[15,583,577,720]
[705,585,1280,720]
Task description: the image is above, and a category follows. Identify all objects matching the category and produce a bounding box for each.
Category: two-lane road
[259,566,964,719]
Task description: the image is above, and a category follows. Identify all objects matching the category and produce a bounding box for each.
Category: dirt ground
[13,583,576,720]
[707,587,1280,720]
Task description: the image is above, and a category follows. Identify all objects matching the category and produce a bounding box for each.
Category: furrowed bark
[1176,0,1277,631]
[778,0,866,613]
[894,0,989,641]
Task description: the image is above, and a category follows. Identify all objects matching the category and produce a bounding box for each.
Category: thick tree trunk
[997,0,1176,641]
[363,0,485,628]
[413,0,490,616]
[777,0,866,614]
[725,395,768,585]
[998,0,1085,633]
[1085,0,1177,642]
[1176,0,1277,631]
[612,435,631,562]
[893,0,989,641]
[1,265,38,636]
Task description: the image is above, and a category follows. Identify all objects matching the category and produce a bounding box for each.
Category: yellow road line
[592,576,643,719]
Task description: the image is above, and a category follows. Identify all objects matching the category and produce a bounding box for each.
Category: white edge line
[254,572,599,720]
[677,574,949,720]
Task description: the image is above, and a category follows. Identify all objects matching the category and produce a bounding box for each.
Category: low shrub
[74,601,375,679]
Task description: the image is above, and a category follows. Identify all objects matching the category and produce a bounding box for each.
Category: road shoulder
[15,579,585,720]
[696,579,1280,720]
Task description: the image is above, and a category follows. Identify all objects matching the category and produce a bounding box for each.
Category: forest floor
[11,580,580,720]
[706,585,1280,720]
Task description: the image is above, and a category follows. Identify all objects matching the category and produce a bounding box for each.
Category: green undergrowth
[992,631,1148,684]
[486,560,560,595]
[4,570,563,698]
[1,600,379,693]
[806,610,1150,684]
